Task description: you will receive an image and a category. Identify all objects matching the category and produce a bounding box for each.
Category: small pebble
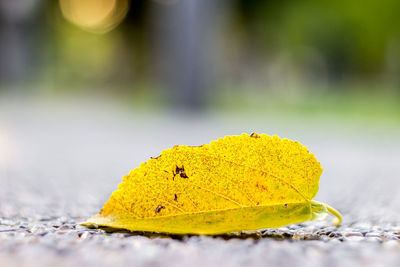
[328,232,340,238]
[59,224,75,230]
[365,232,383,238]
[79,231,90,240]
[384,233,400,241]
[29,225,47,235]
[344,232,363,238]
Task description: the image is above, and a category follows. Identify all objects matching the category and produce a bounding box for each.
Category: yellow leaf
[82,133,342,234]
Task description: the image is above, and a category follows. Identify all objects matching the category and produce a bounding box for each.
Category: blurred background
[1,0,400,227]
[0,0,400,116]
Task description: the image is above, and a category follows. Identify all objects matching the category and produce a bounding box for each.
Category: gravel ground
[1,95,400,267]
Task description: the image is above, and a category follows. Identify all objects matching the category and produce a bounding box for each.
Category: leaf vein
[193,183,245,207]
[207,154,309,201]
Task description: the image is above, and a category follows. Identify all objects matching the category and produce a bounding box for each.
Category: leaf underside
[83,202,329,235]
[83,133,335,234]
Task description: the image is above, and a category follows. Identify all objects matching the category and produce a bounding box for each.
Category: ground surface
[1,95,400,267]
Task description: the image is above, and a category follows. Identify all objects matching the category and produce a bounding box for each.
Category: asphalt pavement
[1,94,400,267]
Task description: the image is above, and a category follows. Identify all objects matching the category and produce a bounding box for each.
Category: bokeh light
[59,0,129,34]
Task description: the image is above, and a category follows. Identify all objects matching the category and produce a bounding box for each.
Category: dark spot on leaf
[284,204,288,208]
[255,183,267,190]
[250,133,260,138]
[174,194,178,201]
[175,166,188,179]
[155,205,165,214]
[175,166,181,173]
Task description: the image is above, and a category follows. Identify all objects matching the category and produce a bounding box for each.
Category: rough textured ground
[1,95,400,267]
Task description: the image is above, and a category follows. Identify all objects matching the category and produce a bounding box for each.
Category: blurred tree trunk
[150,0,228,111]
[0,0,42,87]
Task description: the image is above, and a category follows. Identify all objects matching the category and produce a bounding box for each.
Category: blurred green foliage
[239,0,400,78]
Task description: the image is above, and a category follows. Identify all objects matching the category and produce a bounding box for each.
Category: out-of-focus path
[1,95,400,267]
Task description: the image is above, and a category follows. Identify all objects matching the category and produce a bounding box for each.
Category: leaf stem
[311,201,342,226]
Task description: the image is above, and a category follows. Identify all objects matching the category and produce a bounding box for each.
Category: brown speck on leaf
[174,194,178,201]
[255,183,267,190]
[175,166,188,178]
[284,204,288,208]
[175,166,181,173]
[155,205,165,214]
[250,133,260,138]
